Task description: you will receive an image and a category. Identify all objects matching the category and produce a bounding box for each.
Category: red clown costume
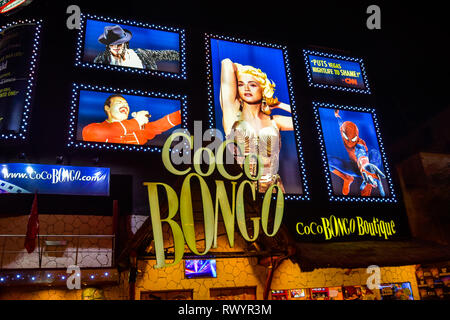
[331,109,386,197]
[82,110,181,145]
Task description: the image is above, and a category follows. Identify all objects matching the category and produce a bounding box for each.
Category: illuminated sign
[313,102,396,203]
[290,289,306,298]
[75,13,186,79]
[295,215,397,241]
[379,283,414,300]
[205,34,309,200]
[0,19,41,141]
[0,163,110,196]
[184,260,217,279]
[68,83,188,153]
[145,131,285,268]
[303,49,370,94]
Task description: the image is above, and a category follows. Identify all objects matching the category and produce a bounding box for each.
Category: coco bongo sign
[145,131,285,268]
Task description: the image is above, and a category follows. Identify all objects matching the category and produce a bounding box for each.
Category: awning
[293,239,450,271]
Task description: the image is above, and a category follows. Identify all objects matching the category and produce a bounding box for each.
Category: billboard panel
[68,84,187,153]
[206,35,308,199]
[0,20,41,140]
[314,102,396,202]
[76,14,186,79]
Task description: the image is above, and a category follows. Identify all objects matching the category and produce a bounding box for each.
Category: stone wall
[128,215,148,235]
[271,262,419,300]
[135,258,419,300]
[0,272,129,300]
[0,214,128,300]
[0,214,420,300]
[136,258,420,300]
[0,215,114,269]
[133,222,419,300]
[136,256,266,300]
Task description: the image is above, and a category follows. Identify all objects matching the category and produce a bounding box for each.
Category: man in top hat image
[93,25,179,70]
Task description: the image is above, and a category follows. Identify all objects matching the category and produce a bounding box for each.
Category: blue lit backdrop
[76,90,181,147]
[318,107,390,197]
[209,39,302,195]
[83,19,180,73]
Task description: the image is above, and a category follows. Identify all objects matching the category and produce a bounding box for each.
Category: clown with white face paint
[328,109,386,197]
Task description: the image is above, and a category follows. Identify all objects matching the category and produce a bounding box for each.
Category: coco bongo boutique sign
[145,131,285,269]
[296,215,397,241]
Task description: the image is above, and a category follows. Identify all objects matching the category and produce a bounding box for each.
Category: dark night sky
[2,1,448,144]
[4,0,445,151]
[0,0,448,218]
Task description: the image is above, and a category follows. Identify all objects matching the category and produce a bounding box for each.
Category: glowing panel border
[74,13,187,79]
[67,83,188,153]
[303,49,371,94]
[0,19,42,141]
[313,101,397,203]
[204,33,310,201]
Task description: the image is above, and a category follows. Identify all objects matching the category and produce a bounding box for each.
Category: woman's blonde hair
[236,64,279,106]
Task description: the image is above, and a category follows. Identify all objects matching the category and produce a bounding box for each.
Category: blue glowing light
[312,101,397,203]
[204,33,310,201]
[303,49,371,94]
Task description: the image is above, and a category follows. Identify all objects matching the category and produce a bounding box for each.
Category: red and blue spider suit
[329,110,386,196]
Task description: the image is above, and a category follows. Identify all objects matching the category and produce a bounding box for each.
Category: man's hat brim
[98,28,133,46]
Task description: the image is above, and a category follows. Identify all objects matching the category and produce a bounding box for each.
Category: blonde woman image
[220,58,294,193]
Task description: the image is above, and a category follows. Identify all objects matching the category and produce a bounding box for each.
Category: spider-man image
[319,107,389,197]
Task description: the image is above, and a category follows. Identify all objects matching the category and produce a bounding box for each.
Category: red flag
[24,192,39,254]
